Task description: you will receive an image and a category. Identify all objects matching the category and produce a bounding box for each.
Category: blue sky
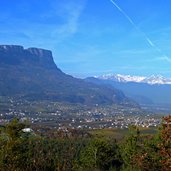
[1,0,171,77]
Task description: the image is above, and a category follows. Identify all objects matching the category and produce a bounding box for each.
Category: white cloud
[156,56,171,63]
[145,56,171,64]
[51,0,86,41]
[112,49,151,55]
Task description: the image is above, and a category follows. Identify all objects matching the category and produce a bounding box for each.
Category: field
[89,127,158,140]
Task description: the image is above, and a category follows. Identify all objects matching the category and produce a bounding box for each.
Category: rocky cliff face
[0,45,24,52]
[0,45,135,106]
[0,45,57,69]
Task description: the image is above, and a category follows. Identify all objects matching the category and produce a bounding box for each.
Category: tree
[158,115,171,171]
[5,118,25,140]
[80,138,122,171]
[0,118,30,170]
[120,125,141,170]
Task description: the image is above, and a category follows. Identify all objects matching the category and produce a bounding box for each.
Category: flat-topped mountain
[0,45,135,106]
[0,45,58,69]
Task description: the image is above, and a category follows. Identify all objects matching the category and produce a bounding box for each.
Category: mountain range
[97,74,171,85]
[86,74,171,106]
[0,45,135,106]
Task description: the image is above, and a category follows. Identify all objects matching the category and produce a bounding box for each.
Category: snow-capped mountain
[96,74,171,85]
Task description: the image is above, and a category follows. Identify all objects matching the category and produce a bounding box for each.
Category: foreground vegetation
[0,116,171,171]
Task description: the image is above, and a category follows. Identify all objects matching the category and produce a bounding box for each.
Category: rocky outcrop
[0,45,24,52]
[26,48,56,69]
[0,45,57,69]
[27,47,52,58]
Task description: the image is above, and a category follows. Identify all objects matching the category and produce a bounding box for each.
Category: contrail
[110,0,137,29]
[110,0,167,57]
[146,38,154,47]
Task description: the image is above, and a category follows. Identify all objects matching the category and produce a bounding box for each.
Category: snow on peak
[97,74,171,85]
